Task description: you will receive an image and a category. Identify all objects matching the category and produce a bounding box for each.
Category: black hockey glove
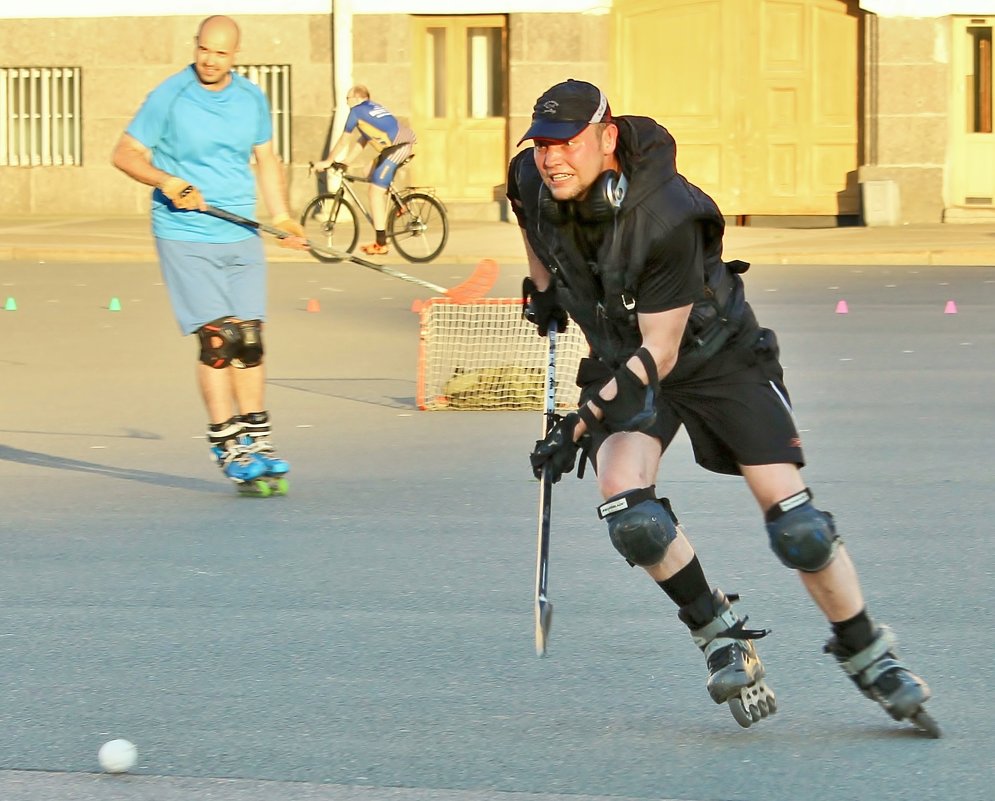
[530,412,590,483]
[522,276,568,337]
[591,348,659,433]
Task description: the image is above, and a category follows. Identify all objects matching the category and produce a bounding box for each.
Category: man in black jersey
[506,79,938,735]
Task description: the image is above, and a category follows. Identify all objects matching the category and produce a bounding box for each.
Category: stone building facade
[0,1,992,224]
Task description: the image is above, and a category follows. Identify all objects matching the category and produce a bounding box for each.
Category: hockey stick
[201,205,497,304]
[534,319,558,657]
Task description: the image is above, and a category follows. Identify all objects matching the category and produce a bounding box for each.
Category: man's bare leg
[595,434,775,725]
[739,463,939,733]
[231,363,265,416]
[197,362,234,423]
[740,462,864,621]
[197,362,266,484]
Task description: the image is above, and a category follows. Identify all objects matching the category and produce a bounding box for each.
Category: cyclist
[314,85,417,256]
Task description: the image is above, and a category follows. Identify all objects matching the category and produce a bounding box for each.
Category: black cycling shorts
[583,328,805,476]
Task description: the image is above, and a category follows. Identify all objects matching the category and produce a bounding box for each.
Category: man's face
[194,25,237,89]
[532,123,617,202]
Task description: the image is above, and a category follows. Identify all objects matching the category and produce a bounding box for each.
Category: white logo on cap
[541,100,559,115]
[589,90,608,123]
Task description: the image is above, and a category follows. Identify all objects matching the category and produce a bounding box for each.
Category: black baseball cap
[517,79,612,146]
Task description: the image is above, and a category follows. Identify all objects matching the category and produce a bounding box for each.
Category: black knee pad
[231,319,263,368]
[197,318,263,369]
[598,487,677,567]
[198,317,242,369]
[765,489,839,572]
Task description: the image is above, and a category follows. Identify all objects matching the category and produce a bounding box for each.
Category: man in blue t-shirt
[112,14,308,492]
[314,85,417,255]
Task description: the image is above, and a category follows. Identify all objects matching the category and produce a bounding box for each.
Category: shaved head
[193,15,240,90]
[197,15,241,49]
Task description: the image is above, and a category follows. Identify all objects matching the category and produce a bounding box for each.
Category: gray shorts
[155,236,266,334]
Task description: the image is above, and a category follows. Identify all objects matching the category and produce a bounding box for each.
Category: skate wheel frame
[237,478,272,497]
[236,477,289,497]
[728,680,777,729]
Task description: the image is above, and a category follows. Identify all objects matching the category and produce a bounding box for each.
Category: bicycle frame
[333,172,436,229]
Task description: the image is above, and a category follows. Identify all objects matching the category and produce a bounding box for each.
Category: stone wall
[0,14,333,215]
[0,8,979,224]
[859,14,949,223]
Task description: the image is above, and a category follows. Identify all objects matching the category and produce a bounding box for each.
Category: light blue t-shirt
[127,66,272,242]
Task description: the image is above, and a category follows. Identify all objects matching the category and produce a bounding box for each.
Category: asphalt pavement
[1,220,993,801]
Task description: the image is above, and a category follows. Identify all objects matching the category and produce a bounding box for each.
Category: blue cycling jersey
[345,99,413,152]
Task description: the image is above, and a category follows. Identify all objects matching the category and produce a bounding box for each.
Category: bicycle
[300,156,449,264]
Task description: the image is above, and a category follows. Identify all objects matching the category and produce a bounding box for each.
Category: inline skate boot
[824,625,939,737]
[679,589,777,728]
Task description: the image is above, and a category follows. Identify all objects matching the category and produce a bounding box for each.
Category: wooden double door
[949,15,995,211]
[612,0,861,216]
[410,15,508,204]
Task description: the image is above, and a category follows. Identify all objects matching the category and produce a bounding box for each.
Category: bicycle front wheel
[387,192,449,263]
[299,193,359,262]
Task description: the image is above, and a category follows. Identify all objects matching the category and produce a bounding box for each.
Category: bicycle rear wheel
[387,192,449,263]
[299,193,359,262]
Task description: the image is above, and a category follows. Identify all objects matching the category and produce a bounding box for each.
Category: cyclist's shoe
[360,242,389,255]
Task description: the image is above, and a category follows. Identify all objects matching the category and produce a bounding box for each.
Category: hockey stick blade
[202,205,496,303]
[446,258,499,304]
[535,588,554,657]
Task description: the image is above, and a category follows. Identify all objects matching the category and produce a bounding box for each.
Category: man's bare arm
[111,132,206,210]
[253,141,308,249]
[111,133,168,188]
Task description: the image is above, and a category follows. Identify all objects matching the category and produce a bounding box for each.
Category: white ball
[98,738,137,773]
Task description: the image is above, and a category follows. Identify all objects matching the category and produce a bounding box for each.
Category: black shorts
[582,328,805,476]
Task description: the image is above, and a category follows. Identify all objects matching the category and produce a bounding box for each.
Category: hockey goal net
[416,298,589,411]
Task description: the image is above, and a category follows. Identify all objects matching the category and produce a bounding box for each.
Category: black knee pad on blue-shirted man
[198,317,263,369]
[598,487,677,567]
[230,319,263,368]
[765,488,839,572]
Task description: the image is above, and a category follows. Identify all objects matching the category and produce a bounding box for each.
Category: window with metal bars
[235,64,292,163]
[0,67,82,166]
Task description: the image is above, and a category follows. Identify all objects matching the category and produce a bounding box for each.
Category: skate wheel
[270,477,289,496]
[728,698,754,728]
[756,680,777,718]
[911,709,941,739]
[238,479,272,497]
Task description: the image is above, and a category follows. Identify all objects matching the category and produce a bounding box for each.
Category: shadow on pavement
[0,428,162,440]
[0,444,213,493]
[268,376,416,409]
